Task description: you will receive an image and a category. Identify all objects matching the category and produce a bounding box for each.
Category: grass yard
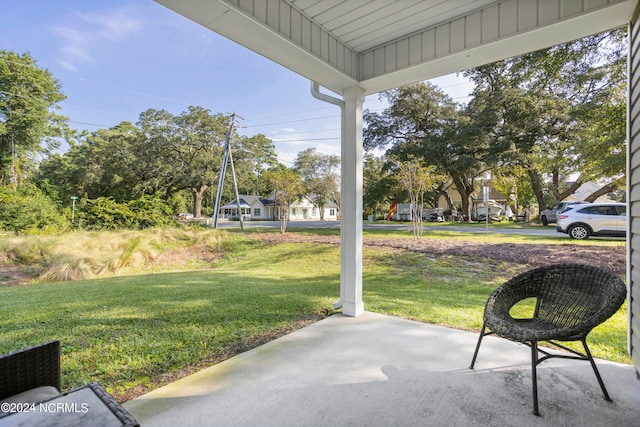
[1,237,341,400]
[0,227,631,401]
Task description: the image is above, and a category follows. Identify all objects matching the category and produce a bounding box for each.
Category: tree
[137,107,229,217]
[38,122,143,202]
[293,148,340,220]
[233,133,278,195]
[390,155,443,238]
[37,109,277,220]
[263,165,305,233]
[0,50,67,188]
[364,82,485,221]
[573,66,627,202]
[465,29,627,212]
[363,153,393,217]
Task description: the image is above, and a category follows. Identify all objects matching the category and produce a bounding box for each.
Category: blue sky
[1,0,473,165]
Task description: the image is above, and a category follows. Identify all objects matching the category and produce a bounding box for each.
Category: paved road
[214,219,561,237]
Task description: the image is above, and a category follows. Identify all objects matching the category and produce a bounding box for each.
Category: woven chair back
[486,263,626,341]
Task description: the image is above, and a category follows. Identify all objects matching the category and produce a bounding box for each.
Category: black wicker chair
[469,263,626,416]
[0,340,61,402]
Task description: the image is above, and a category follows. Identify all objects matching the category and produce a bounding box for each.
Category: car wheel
[568,224,590,240]
[541,215,548,226]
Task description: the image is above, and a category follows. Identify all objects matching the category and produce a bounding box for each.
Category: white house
[564,182,616,203]
[218,194,338,221]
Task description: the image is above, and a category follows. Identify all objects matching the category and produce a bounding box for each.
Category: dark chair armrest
[0,341,61,400]
[87,382,139,427]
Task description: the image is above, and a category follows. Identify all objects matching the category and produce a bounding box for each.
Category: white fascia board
[155,0,230,27]
[156,0,357,96]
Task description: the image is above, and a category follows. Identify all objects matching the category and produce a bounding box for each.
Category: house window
[330,209,336,216]
[254,208,261,216]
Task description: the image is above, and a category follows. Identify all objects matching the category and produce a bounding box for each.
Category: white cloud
[51,7,142,72]
[77,11,142,41]
[61,45,95,65]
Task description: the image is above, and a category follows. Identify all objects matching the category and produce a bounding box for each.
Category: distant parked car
[175,212,194,220]
[429,212,445,222]
[555,202,626,240]
[540,201,589,225]
[421,207,444,222]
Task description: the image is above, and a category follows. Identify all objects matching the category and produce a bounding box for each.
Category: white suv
[539,201,589,225]
[555,202,626,240]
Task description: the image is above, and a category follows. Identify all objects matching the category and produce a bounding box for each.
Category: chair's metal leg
[582,338,612,401]
[531,340,540,416]
[469,321,487,369]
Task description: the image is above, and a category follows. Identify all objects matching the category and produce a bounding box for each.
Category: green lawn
[0,228,630,401]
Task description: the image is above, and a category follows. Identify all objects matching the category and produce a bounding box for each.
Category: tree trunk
[411,198,423,239]
[191,184,208,218]
[280,204,288,233]
[527,167,546,213]
[584,182,619,202]
[556,178,583,201]
[452,176,474,222]
[439,182,454,211]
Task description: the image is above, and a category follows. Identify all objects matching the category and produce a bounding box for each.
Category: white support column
[341,86,365,317]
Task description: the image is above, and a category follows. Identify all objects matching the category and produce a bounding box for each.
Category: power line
[242,114,340,128]
[244,105,336,122]
[271,137,339,142]
[68,120,112,128]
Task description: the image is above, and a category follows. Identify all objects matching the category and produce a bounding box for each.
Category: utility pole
[70,196,78,223]
[212,114,235,228]
[228,137,244,230]
[212,113,244,230]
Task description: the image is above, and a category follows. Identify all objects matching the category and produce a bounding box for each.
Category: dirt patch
[0,265,38,286]
[248,233,626,275]
[150,244,223,266]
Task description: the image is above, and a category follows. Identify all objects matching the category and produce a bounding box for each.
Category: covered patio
[141,0,640,423]
[124,312,640,426]
[152,0,640,363]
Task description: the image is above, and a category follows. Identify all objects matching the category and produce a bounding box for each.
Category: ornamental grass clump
[1,228,228,283]
[38,253,99,282]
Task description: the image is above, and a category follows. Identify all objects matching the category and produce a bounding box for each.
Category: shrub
[127,195,174,228]
[75,195,173,230]
[0,185,67,234]
[75,197,136,230]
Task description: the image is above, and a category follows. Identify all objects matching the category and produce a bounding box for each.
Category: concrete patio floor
[124,312,640,427]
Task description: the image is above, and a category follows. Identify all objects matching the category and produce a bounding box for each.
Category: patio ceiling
[155,0,636,96]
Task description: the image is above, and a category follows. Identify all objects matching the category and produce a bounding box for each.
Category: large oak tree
[0,50,67,188]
